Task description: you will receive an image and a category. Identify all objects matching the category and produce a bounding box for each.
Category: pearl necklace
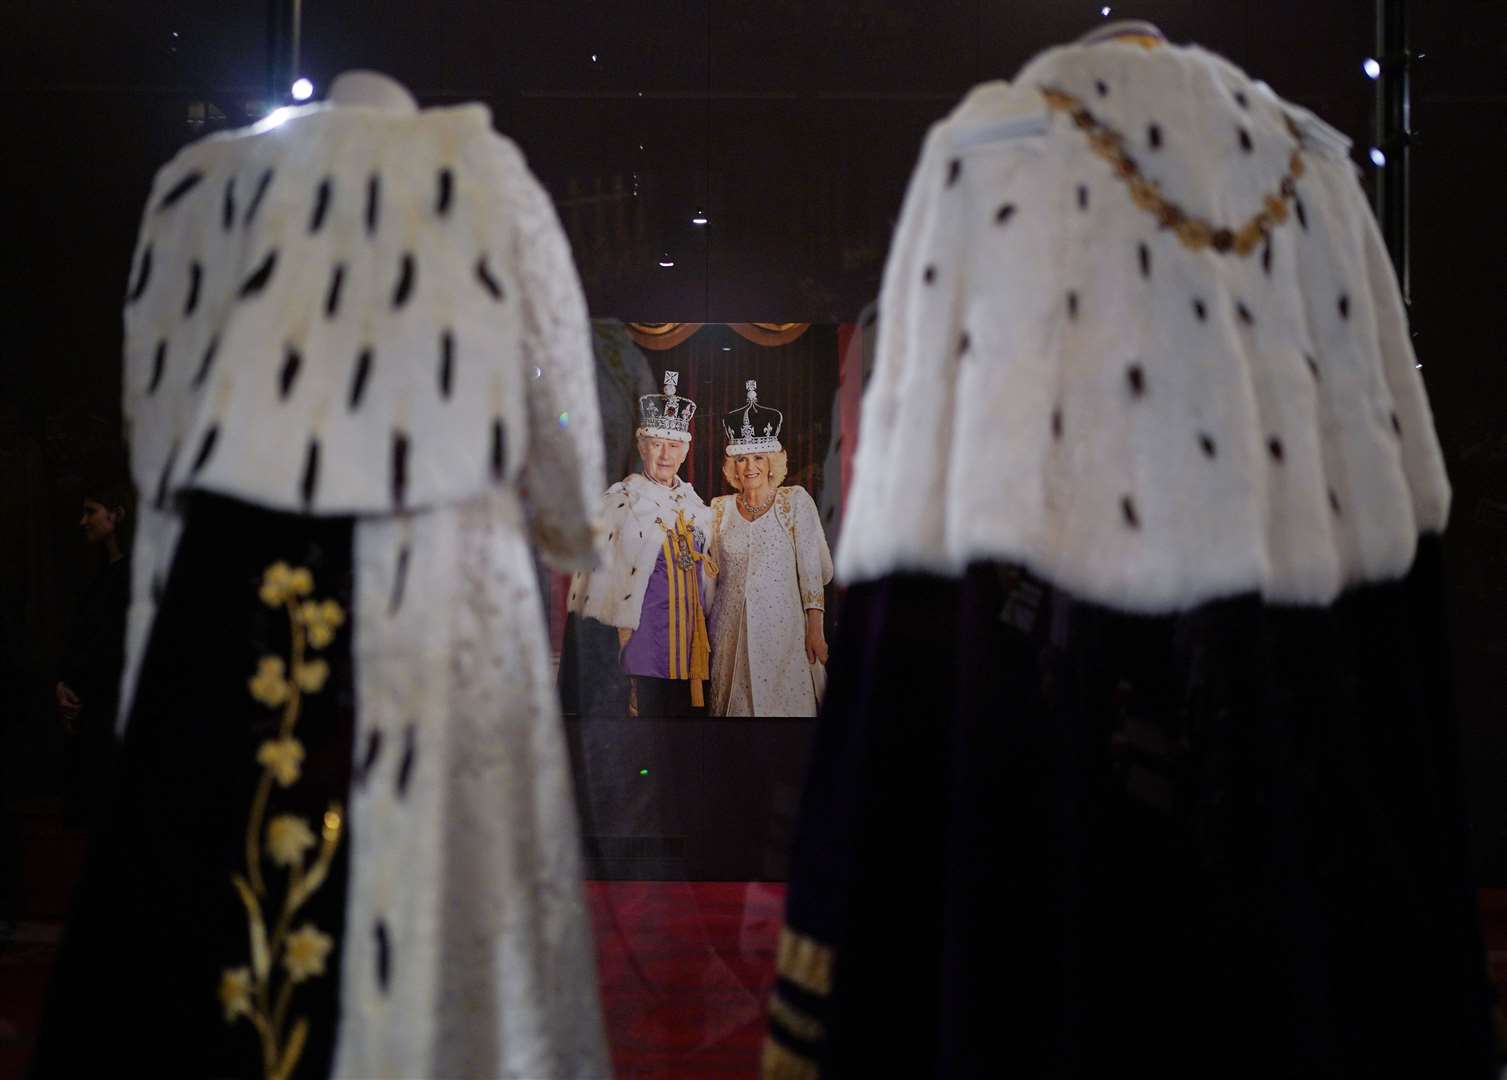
[739,488,775,518]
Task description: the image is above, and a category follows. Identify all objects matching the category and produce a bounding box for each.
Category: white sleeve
[791,487,834,610]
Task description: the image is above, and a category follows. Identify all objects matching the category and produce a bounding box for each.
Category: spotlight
[691,208,709,225]
[658,253,675,268]
[291,78,314,101]
[591,53,599,63]
[1101,5,1111,15]
[1369,146,1387,167]
[1363,57,1382,80]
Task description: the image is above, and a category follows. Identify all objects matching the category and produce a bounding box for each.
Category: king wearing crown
[565,370,717,716]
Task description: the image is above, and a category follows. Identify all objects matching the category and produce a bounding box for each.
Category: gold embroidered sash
[660,509,717,706]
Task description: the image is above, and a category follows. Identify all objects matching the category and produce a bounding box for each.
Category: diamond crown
[638,370,696,438]
[723,379,783,454]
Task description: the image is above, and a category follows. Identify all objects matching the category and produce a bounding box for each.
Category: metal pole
[1374,0,1410,301]
[266,0,297,105]
[291,0,303,89]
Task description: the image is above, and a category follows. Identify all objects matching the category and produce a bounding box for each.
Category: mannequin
[765,26,1496,1080]
[33,66,612,1080]
[326,69,418,111]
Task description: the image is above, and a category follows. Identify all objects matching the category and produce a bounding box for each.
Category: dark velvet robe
[768,538,1500,1079]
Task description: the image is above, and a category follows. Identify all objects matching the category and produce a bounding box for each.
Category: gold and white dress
[707,486,833,717]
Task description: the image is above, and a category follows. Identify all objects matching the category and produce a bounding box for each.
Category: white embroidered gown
[708,487,833,717]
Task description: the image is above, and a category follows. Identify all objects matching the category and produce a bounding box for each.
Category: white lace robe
[119,100,610,1078]
[707,487,833,717]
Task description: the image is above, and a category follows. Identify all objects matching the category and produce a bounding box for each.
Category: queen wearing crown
[707,381,833,717]
[566,370,717,716]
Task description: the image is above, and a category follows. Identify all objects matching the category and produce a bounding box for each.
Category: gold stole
[660,509,717,705]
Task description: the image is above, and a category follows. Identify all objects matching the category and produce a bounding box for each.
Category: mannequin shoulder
[942,79,1052,151]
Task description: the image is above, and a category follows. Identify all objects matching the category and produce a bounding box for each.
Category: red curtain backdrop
[627,323,813,351]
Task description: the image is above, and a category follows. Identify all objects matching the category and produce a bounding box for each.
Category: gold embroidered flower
[298,599,346,650]
[219,966,254,1022]
[257,737,305,787]
[282,923,334,982]
[293,659,330,694]
[266,814,317,868]
[248,656,291,708]
[259,562,314,608]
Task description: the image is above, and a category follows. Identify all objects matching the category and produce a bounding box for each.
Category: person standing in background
[707,381,832,717]
[55,480,132,830]
[567,371,717,716]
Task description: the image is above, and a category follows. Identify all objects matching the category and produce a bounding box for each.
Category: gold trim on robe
[768,992,826,1043]
[775,925,834,997]
[761,1036,821,1080]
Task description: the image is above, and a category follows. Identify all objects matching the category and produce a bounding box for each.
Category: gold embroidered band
[761,1036,821,1080]
[776,925,835,997]
[1040,84,1305,258]
[768,992,826,1044]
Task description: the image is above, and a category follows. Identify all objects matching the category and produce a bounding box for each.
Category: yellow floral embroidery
[298,599,345,650]
[256,737,305,788]
[292,659,329,694]
[282,924,334,982]
[266,815,317,868]
[259,562,314,608]
[249,656,292,708]
[219,966,254,1022]
[226,563,346,1080]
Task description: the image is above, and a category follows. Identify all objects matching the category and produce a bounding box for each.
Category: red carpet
[5,878,1504,1077]
[586,881,786,1078]
[0,880,786,1079]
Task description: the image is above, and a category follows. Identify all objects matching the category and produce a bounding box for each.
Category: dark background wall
[2,1,1503,881]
